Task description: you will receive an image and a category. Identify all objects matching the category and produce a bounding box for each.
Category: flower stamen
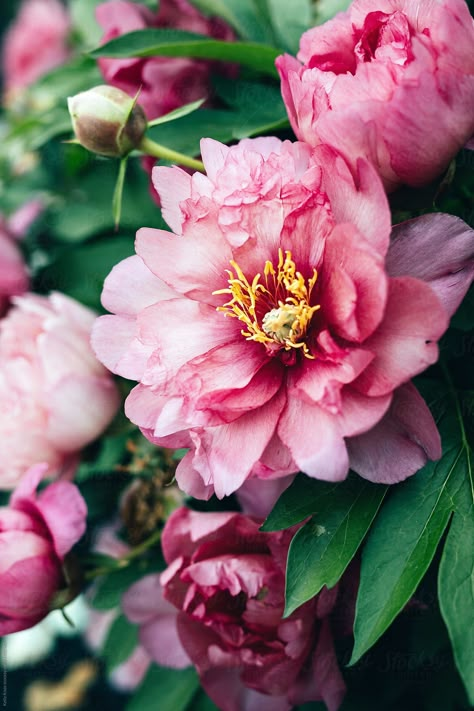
[213,249,320,359]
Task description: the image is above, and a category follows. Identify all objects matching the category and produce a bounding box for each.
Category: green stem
[84,527,163,581]
[138,135,205,172]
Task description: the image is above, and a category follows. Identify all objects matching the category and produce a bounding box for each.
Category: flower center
[214,249,320,359]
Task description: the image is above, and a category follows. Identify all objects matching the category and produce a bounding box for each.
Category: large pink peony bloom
[2,0,70,95]
[123,507,345,711]
[96,0,234,120]
[92,137,474,498]
[0,292,120,490]
[277,0,474,190]
[0,463,87,636]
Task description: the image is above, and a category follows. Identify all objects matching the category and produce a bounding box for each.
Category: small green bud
[67,85,147,158]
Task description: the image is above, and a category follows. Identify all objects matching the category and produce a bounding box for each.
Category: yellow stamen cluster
[213,249,320,359]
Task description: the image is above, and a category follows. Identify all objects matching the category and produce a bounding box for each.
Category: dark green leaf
[188,0,263,40]
[35,236,135,310]
[102,614,139,674]
[126,665,199,711]
[90,29,280,77]
[438,389,474,705]
[284,477,387,616]
[261,473,324,531]
[189,692,219,711]
[350,393,466,666]
[91,557,164,611]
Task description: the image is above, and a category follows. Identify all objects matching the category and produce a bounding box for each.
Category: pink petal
[35,480,87,557]
[387,213,474,318]
[91,314,153,380]
[11,463,49,505]
[152,166,192,234]
[278,397,349,482]
[101,255,177,316]
[136,222,233,305]
[354,277,449,397]
[348,382,441,483]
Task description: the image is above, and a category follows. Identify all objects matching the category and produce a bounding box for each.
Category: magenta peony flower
[92,137,474,498]
[123,507,346,711]
[0,463,87,636]
[0,292,120,490]
[2,0,70,95]
[96,0,234,120]
[277,0,474,190]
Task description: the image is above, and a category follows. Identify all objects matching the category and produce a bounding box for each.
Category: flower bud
[68,85,147,158]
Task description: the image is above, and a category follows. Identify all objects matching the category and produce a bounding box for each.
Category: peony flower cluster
[277,0,474,190]
[93,136,474,498]
[0,464,87,635]
[96,0,234,120]
[123,507,346,711]
[0,292,120,490]
[2,0,70,97]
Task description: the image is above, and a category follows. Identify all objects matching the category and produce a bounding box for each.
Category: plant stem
[83,527,163,581]
[138,135,205,172]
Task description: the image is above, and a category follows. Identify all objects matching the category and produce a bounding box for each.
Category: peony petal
[348,382,441,483]
[101,255,177,316]
[35,480,87,558]
[91,314,152,380]
[278,397,349,482]
[136,222,233,305]
[152,166,192,233]
[354,277,449,397]
[387,213,474,318]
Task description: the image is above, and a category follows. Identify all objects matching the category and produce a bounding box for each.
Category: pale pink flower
[84,525,151,691]
[92,138,474,498]
[0,292,120,490]
[0,463,87,636]
[277,0,474,190]
[96,0,234,120]
[2,0,70,94]
[123,507,346,711]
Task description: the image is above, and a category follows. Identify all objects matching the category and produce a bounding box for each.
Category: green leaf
[189,0,276,43]
[253,0,312,52]
[91,558,163,611]
[112,157,128,229]
[70,0,103,48]
[283,477,387,616]
[147,98,205,127]
[315,0,351,23]
[350,391,466,666]
[126,666,199,711]
[90,29,280,77]
[189,692,219,711]
[35,236,135,311]
[438,388,474,705]
[102,614,139,674]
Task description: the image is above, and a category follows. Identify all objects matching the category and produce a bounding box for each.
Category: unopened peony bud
[68,85,147,158]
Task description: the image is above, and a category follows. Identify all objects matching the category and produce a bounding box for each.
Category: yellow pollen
[213,249,320,359]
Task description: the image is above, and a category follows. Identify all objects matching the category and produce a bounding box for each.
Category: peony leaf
[438,389,474,704]
[350,382,469,667]
[252,0,312,53]
[282,477,387,616]
[102,613,139,674]
[90,29,281,77]
[126,666,199,711]
[188,0,268,42]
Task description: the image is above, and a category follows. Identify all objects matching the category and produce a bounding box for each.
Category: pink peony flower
[123,507,346,711]
[0,463,87,636]
[92,137,474,498]
[2,0,70,95]
[0,292,120,490]
[277,0,474,190]
[96,0,234,120]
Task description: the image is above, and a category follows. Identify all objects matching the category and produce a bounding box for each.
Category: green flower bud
[67,85,147,158]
